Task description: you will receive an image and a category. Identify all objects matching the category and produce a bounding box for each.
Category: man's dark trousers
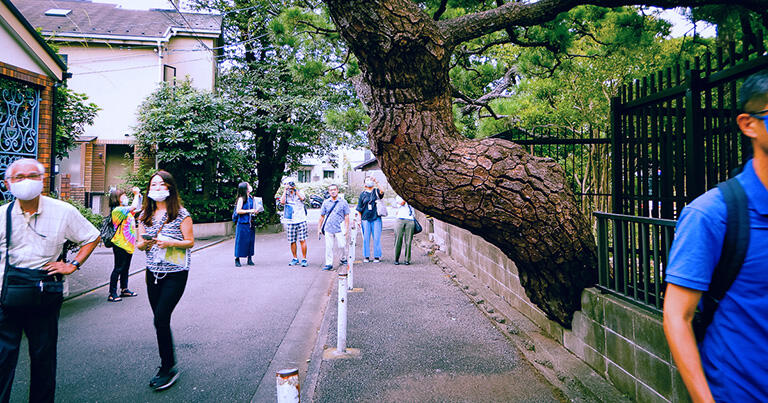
[0,297,63,403]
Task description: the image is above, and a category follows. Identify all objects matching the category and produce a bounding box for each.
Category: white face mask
[148,189,170,202]
[120,196,129,206]
[10,179,43,201]
[364,180,374,187]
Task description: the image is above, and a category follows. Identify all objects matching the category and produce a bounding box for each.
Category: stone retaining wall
[418,213,691,403]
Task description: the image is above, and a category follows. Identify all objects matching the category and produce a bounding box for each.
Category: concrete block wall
[421,214,690,403]
[565,289,691,402]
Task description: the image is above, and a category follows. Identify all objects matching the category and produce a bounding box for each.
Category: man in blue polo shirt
[663,70,768,402]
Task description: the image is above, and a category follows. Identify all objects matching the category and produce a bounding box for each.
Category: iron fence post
[685,69,705,201]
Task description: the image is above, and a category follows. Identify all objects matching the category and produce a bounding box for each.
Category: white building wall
[59,36,217,142]
[61,45,160,141]
[165,36,217,91]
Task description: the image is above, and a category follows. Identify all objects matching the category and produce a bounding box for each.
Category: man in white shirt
[317,184,350,271]
[280,181,309,267]
[0,158,100,403]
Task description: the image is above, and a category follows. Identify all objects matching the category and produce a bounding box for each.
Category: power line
[166,0,213,51]
[73,53,228,75]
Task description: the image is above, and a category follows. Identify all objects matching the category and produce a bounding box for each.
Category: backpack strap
[3,200,15,297]
[693,177,750,342]
[709,177,750,301]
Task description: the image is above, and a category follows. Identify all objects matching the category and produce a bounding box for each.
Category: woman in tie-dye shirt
[106,187,141,302]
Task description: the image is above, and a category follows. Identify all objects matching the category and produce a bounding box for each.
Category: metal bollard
[337,272,348,354]
[276,368,300,403]
[347,226,357,290]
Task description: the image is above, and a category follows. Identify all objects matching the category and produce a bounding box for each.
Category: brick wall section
[60,174,71,200]
[419,214,691,403]
[70,186,85,205]
[82,142,106,193]
[0,62,56,193]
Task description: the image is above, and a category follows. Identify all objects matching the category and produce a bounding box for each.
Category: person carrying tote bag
[393,195,416,265]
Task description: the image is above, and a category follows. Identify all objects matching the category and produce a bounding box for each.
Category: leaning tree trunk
[325,0,597,326]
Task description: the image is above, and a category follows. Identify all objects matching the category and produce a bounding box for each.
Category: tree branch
[439,0,766,47]
[458,66,518,115]
[296,19,337,34]
[451,86,505,119]
[433,0,448,20]
[323,50,351,74]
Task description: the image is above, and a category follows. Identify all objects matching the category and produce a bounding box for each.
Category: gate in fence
[0,77,41,200]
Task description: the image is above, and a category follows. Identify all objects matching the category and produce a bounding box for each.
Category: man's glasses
[8,173,43,182]
[749,108,768,124]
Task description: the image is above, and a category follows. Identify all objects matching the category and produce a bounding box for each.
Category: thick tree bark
[324,0,748,326]
[326,0,597,326]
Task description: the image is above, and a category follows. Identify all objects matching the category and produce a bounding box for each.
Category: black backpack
[691,177,750,342]
[99,216,117,248]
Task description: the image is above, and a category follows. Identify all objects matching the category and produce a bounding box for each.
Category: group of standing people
[352,176,416,265]
[233,176,417,271]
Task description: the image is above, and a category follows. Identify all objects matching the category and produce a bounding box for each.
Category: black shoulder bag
[320,200,339,236]
[1,201,63,308]
[691,178,750,342]
[408,205,423,234]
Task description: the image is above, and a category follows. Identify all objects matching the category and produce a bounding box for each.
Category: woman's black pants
[109,246,132,295]
[145,270,188,371]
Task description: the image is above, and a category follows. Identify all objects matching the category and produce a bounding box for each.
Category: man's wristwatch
[71,260,81,270]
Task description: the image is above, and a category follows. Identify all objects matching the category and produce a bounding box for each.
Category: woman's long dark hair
[236,182,250,203]
[108,189,126,209]
[140,170,182,226]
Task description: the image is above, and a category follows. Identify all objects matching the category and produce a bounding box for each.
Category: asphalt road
[10,229,335,402]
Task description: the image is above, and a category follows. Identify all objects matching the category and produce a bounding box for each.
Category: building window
[163,65,177,86]
[297,170,311,183]
[323,170,334,179]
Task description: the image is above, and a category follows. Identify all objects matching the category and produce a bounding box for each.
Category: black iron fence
[595,212,676,312]
[612,38,768,220]
[492,127,611,216]
[601,37,767,310]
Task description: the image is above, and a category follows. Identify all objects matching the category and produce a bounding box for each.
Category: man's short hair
[740,70,768,113]
[4,159,45,180]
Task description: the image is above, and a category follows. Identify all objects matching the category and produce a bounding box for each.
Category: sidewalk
[305,220,627,402]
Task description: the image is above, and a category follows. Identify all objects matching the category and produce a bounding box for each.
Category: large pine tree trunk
[326,0,597,326]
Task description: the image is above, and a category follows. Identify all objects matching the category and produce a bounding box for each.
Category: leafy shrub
[62,198,103,228]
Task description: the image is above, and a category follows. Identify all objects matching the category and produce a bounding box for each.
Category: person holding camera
[280,181,308,267]
[356,176,384,263]
[317,184,350,271]
[106,186,142,302]
[234,182,261,267]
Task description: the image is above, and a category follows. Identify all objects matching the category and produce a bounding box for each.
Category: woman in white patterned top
[136,170,194,391]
